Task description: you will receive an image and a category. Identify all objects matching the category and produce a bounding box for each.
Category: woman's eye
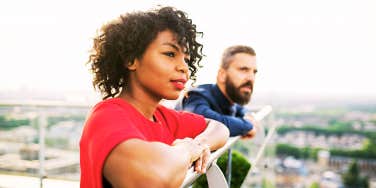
[164,52,175,57]
[184,58,190,64]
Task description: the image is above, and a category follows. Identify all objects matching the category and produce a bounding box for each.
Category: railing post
[38,114,47,188]
[225,148,232,187]
[206,161,228,188]
[180,105,273,188]
[249,108,277,173]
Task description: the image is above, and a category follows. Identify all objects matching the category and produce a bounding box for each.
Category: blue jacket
[176,84,253,136]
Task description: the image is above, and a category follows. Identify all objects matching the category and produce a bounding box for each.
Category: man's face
[223,53,257,105]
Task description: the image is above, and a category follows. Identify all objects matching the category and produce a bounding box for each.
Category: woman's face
[129,30,190,100]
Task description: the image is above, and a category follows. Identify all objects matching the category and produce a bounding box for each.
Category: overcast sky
[1,0,375,100]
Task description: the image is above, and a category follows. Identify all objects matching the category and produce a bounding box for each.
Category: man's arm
[242,114,258,139]
[183,93,253,136]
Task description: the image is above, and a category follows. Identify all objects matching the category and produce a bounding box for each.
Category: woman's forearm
[103,139,193,188]
[194,119,229,151]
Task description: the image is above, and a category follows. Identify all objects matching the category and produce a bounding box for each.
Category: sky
[1,0,376,102]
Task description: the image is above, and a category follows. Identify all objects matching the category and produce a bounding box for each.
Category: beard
[225,77,253,105]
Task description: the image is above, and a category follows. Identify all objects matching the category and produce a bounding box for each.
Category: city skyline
[1,0,376,99]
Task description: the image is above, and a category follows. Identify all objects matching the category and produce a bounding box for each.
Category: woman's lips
[171,79,186,90]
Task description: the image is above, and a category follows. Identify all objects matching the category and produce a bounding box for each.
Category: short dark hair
[87,6,204,99]
[220,45,256,69]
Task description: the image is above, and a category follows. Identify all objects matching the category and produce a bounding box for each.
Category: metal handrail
[12,102,272,188]
[181,105,273,188]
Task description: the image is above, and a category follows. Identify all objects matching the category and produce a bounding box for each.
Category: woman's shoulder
[157,104,203,120]
[92,98,131,111]
[83,98,139,134]
[88,98,136,120]
[156,104,174,115]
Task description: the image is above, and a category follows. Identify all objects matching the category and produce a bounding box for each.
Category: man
[177,45,258,137]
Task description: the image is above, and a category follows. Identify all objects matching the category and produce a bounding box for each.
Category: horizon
[1,86,376,108]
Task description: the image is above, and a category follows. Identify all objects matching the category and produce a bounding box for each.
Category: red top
[79,98,207,188]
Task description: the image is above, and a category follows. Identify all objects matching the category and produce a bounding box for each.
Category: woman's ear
[125,59,138,71]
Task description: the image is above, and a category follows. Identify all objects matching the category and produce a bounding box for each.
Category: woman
[80,6,229,188]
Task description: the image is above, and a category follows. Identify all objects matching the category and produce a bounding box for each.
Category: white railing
[1,103,83,188]
[181,105,273,188]
[2,102,273,188]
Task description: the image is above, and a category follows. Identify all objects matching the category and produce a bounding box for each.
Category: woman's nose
[176,59,189,73]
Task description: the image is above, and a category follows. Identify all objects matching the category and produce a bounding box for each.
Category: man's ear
[125,59,138,71]
[217,68,227,83]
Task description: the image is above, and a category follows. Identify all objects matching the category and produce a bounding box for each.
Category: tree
[309,182,319,188]
[193,150,251,188]
[342,160,369,188]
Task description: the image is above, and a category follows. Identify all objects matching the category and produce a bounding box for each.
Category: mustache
[239,81,253,90]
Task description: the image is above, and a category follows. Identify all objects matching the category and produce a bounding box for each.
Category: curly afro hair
[87,6,204,99]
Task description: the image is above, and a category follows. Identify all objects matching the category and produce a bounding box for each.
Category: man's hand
[172,138,211,173]
[242,115,259,139]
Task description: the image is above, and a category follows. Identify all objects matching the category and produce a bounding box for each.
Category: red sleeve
[80,102,144,188]
[173,111,207,139]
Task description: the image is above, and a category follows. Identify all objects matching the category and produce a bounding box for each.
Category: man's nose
[247,72,256,82]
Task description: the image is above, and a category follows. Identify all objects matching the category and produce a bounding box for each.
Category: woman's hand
[193,142,210,173]
[172,138,211,173]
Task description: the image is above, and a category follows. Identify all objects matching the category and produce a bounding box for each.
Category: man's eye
[164,52,175,57]
[240,68,248,72]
